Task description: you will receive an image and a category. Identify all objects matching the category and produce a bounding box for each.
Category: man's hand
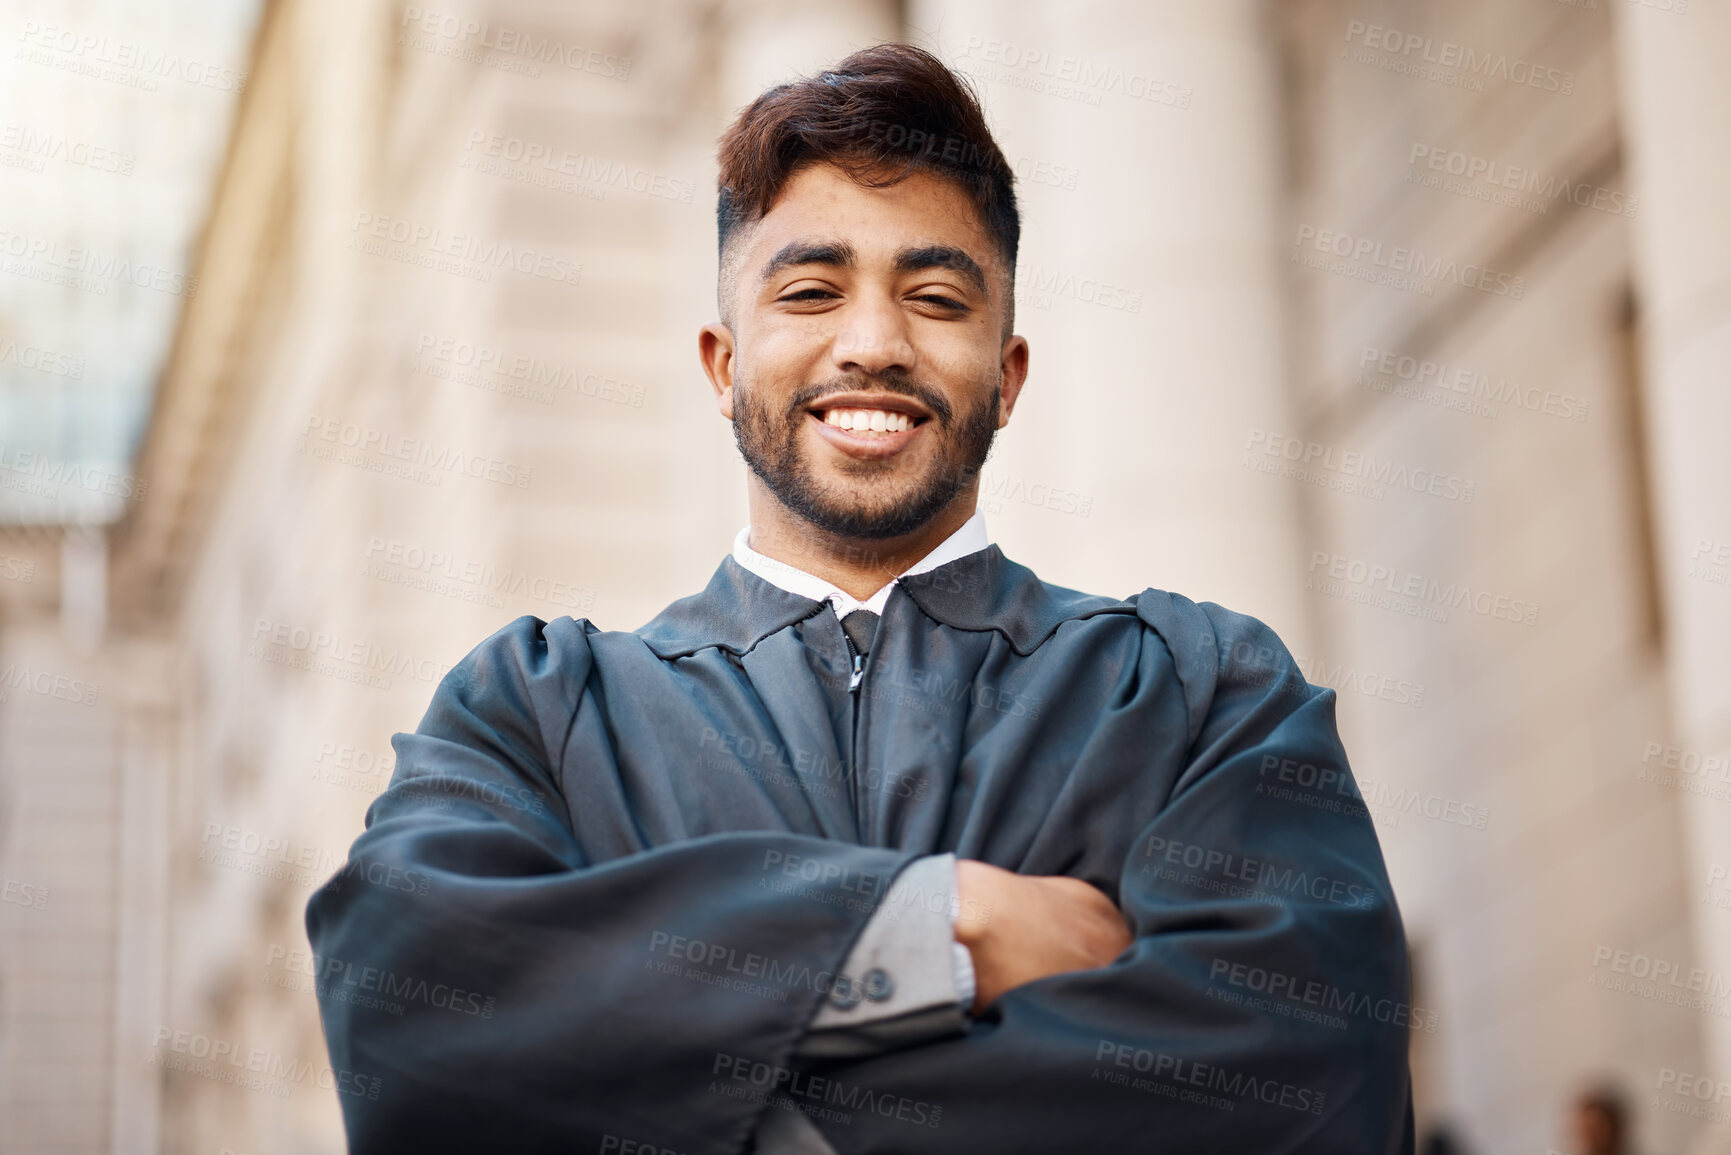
[953,859,1133,1014]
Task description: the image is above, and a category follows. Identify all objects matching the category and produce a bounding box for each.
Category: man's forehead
[745,165,998,274]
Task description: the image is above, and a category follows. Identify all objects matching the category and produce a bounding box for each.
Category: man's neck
[743,479,979,601]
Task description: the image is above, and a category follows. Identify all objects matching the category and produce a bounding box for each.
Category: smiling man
[309,44,1413,1155]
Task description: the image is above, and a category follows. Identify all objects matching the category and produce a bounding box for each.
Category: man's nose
[832,299,916,376]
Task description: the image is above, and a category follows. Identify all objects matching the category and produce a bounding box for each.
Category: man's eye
[913,294,967,311]
[778,288,836,302]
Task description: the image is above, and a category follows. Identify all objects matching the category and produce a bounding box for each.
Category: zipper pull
[848,652,864,692]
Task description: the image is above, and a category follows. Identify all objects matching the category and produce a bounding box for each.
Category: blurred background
[0,0,1726,1151]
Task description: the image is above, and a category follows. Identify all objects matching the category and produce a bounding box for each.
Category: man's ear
[996,335,1030,428]
[698,322,736,420]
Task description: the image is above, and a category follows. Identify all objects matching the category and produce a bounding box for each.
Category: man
[308,43,1414,1154]
[1566,1085,1631,1155]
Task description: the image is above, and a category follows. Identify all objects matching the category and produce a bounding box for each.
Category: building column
[914,0,1310,639]
[1613,0,1731,1079]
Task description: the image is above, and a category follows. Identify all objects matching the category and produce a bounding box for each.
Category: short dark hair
[715,43,1019,292]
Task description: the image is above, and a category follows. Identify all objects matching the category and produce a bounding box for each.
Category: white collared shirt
[730,510,990,618]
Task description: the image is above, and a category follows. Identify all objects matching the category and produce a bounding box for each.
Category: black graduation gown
[305,545,1415,1154]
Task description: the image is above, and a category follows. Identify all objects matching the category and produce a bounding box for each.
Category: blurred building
[0,0,1727,1152]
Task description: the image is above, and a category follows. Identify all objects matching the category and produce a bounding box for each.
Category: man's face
[703,163,1027,540]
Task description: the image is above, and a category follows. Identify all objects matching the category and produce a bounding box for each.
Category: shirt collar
[731,510,991,618]
[634,544,1134,661]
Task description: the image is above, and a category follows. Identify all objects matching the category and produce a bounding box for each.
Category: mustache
[786,369,956,426]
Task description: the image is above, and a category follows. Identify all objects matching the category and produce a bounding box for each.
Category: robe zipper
[844,638,865,819]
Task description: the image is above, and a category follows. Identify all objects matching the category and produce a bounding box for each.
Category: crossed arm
[952,860,1132,1014]
[803,853,1130,1056]
[303,617,1130,1152]
[306,614,1410,1154]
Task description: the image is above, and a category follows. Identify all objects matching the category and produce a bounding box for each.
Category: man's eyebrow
[759,240,857,287]
[895,245,988,296]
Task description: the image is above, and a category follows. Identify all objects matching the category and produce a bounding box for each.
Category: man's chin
[782,483,958,542]
[737,418,985,541]
[800,519,931,543]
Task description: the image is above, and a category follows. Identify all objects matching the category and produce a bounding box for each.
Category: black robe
[306,545,1414,1153]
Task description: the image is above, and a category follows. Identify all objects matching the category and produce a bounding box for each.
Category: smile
[802,391,936,458]
[818,407,918,435]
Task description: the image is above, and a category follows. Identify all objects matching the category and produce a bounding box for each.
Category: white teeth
[820,408,916,434]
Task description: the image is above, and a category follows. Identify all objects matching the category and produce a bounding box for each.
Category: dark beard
[732,366,1000,540]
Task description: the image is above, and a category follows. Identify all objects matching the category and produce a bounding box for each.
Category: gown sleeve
[777,593,1415,1155]
[305,616,923,1155]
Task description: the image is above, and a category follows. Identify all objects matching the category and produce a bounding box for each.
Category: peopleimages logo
[954,36,1192,109]
[149,1026,380,1100]
[461,132,694,203]
[1634,740,1731,803]
[1657,1067,1731,1104]
[1356,345,1589,423]
[1292,652,1425,710]
[1357,349,1585,427]
[1690,538,1731,589]
[1293,225,1525,298]
[300,415,534,490]
[1245,430,1477,505]
[1306,550,1540,628]
[0,661,99,707]
[348,211,583,286]
[1,876,48,910]
[1407,144,1636,218]
[248,616,459,688]
[0,336,84,378]
[398,8,631,79]
[15,20,249,93]
[1207,958,1439,1033]
[1591,945,1731,998]
[1015,262,1142,313]
[0,226,198,297]
[413,333,645,408]
[1142,836,1379,911]
[710,1052,944,1128]
[362,534,596,613]
[0,122,136,176]
[0,445,146,506]
[1093,1039,1327,1115]
[1341,20,1574,95]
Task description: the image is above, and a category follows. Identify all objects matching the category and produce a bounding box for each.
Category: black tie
[840,609,879,657]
